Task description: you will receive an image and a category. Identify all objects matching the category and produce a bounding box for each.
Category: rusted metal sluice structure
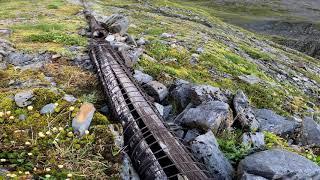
[85,10,211,180]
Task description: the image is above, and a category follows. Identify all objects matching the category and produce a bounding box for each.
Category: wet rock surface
[237,149,320,179]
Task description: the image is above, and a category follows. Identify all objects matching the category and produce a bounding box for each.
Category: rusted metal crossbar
[86,11,211,179]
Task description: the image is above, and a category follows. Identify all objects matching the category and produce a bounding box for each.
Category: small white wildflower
[0,111,4,117]
[67,132,73,137]
[84,130,90,135]
[10,141,15,144]
[38,132,45,138]
[58,127,64,131]
[27,106,34,111]
[54,103,59,106]
[52,127,58,132]
[0,159,6,162]
[67,173,72,177]
[28,153,33,156]
[58,164,64,169]
[6,111,11,116]
[18,171,23,174]
[25,141,31,146]
[46,131,52,136]
[65,179,70,180]
[45,168,51,172]
[33,167,37,171]
[6,173,11,177]
[25,171,30,175]
[11,174,17,177]
[45,174,51,178]
[69,106,75,111]
[9,116,15,120]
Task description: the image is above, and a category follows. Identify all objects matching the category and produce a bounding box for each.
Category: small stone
[0,29,12,37]
[105,34,115,42]
[72,103,95,136]
[136,37,146,46]
[63,94,77,103]
[238,75,261,85]
[133,70,153,85]
[51,54,61,60]
[143,81,168,102]
[189,53,199,65]
[40,103,57,114]
[160,33,175,38]
[19,114,27,121]
[196,47,204,54]
[14,91,34,107]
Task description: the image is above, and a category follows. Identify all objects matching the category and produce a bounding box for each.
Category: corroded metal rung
[88,30,211,179]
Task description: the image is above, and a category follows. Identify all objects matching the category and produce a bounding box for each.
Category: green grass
[12,23,65,32]
[240,44,272,61]
[26,32,86,46]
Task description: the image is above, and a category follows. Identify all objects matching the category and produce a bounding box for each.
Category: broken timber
[85,10,211,180]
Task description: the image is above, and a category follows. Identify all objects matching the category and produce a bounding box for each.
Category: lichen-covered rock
[191,85,228,105]
[298,117,320,147]
[237,149,320,179]
[254,109,299,137]
[40,103,57,114]
[72,103,96,136]
[14,90,34,107]
[143,81,168,102]
[191,131,234,179]
[133,70,153,85]
[179,101,233,133]
[234,90,259,131]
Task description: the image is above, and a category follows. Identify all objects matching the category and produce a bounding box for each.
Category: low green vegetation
[0,89,121,179]
[26,32,86,46]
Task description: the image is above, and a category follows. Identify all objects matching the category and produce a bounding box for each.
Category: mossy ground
[0,0,122,178]
[0,89,121,179]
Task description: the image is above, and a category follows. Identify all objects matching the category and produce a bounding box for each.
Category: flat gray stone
[14,91,33,107]
[238,149,320,179]
[40,103,57,114]
[191,131,234,179]
[63,94,77,103]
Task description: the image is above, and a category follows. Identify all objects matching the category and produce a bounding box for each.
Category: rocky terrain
[0,0,320,179]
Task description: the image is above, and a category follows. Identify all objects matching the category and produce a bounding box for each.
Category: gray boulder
[191,131,234,179]
[143,81,168,102]
[102,14,129,35]
[40,103,57,114]
[14,91,34,107]
[179,101,233,133]
[170,81,193,112]
[240,173,268,180]
[298,117,320,147]
[133,70,153,85]
[234,90,259,131]
[191,85,228,105]
[237,149,320,179]
[255,109,299,137]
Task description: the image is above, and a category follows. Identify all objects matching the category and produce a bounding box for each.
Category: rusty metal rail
[85,10,211,180]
